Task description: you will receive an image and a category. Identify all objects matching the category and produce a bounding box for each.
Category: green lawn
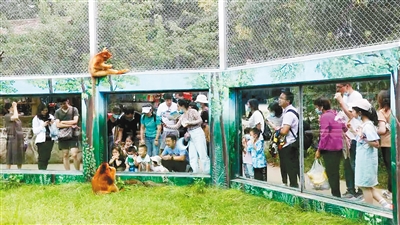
[0,182,366,224]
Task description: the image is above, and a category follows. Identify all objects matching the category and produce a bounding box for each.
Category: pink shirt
[318,110,347,151]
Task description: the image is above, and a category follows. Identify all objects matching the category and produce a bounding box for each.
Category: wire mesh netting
[227,0,400,67]
[1,0,399,77]
[0,1,90,76]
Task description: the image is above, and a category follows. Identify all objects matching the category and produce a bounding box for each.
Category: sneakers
[382,190,392,200]
[342,191,355,198]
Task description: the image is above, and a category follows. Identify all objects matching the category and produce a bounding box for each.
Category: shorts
[58,136,80,150]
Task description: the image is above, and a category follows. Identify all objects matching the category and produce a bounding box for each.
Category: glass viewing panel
[302,79,393,212]
[106,91,210,175]
[239,86,301,190]
[0,94,82,172]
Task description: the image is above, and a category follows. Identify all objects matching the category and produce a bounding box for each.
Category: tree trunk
[80,77,93,146]
[48,78,53,93]
[219,114,230,187]
[108,75,114,92]
[216,73,230,187]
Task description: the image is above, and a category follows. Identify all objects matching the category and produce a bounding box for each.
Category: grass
[0,182,366,224]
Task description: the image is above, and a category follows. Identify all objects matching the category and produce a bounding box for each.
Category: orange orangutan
[89,47,129,77]
[91,162,119,194]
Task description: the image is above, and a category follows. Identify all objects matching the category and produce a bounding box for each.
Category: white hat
[349,99,371,111]
[142,106,152,113]
[195,94,208,103]
[150,155,162,165]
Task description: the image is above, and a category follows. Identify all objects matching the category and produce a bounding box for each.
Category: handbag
[58,127,73,140]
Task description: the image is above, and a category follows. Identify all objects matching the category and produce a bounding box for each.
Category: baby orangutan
[89,47,129,77]
[91,162,119,194]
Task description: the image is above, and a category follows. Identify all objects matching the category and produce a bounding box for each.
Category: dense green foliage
[227,0,400,66]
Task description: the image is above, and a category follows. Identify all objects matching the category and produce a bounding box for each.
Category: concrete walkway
[264,165,392,208]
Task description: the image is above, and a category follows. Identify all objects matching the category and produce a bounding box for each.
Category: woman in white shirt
[246,99,265,137]
[32,103,58,170]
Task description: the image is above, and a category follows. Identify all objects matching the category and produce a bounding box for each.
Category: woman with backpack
[314,97,347,197]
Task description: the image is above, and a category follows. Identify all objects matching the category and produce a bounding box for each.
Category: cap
[142,106,152,113]
[195,94,208,103]
[150,155,162,165]
[349,99,371,111]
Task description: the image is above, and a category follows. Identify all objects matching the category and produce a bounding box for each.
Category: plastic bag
[306,159,330,190]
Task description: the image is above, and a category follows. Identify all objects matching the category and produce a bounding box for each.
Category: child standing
[351,99,392,209]
[247,128,267,181]
[135,144,151,172]
[242,127,253,179]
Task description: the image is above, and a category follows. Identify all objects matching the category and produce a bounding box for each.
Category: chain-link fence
[227,0,400,67]
[1,0,399,77]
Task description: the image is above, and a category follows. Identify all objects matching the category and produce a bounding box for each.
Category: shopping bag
[306,159,330,190]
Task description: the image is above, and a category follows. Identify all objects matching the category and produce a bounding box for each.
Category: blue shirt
[141,114,162,138]
[162,146,189,163]
[247,139,267,168]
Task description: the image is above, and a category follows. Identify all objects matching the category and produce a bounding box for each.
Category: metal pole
[394,68,399,225]
[218,0,227,71]
[299,85,305,192]
[88,0,97,58]
[88,0,97,148]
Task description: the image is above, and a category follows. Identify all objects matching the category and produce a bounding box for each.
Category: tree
[227,0,400,67]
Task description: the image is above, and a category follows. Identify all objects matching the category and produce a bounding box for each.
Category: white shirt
[281,105,299,147]
[343,90,363,140]
[248,110,265,141]
[157,102,178,131]
[32,114,57,144]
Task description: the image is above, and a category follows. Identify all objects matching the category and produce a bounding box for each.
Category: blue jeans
[344,140,357,194]
[145,136,159,157]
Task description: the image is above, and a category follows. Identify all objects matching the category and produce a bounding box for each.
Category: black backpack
[286,109,313,151]
[258,110,272,141]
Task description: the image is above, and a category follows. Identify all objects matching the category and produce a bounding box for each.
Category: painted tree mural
[0,80,17,93]
[99,75,140,92]
[271,63,304,82]
[187,70,255,186]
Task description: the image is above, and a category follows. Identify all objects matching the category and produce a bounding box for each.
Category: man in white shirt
[335,82,363,199]
[278,90,299,188]
[157,93,180,153]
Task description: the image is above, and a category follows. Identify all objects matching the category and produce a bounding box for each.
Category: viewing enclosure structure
[1,0,399,224]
